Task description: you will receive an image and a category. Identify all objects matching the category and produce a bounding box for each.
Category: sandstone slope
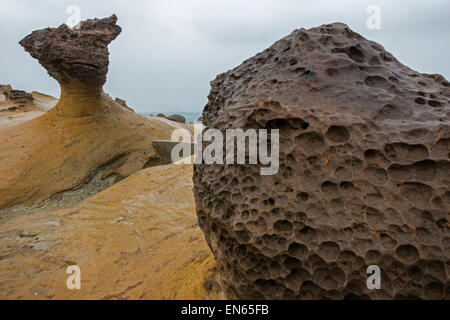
[0,162,222,299]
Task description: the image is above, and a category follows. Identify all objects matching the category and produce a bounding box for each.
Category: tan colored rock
[0,84,13,94]
[0,88,57,128]
[115,98,135,112]
[0,162,222,300]
[0,89,183,210]
[31,91,59,112]
[194,23,450,299]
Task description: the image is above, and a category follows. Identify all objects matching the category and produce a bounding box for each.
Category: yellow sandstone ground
[0,161,222,300]
[0,15,218,300]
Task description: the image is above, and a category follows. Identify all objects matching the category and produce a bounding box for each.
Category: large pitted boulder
[0,16,180,210]
[193,23,450,299]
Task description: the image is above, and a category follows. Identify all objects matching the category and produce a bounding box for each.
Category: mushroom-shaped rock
[0,16,185,210]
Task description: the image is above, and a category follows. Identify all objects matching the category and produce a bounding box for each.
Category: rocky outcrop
[0,84,13,92]
[0,16,180,210]
[4,90,34,105]
[152,140,195,164]
[167,114,186,123]
[193,23,450,299]
[20,15,121,87]
[115,98,134,112]
[0,87,34,110]
[0,88,57,129]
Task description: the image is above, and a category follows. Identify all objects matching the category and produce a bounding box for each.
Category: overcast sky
[0,0,448,113]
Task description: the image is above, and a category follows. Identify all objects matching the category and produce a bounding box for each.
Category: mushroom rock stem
[55,80,105,116]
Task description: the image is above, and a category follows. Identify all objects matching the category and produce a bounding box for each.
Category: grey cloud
[0,0,448,113]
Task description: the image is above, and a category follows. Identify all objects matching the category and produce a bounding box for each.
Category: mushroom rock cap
[194,22,450,299]
[19,15,121,87]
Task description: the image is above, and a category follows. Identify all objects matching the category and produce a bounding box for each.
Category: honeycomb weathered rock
[193,23,450,299]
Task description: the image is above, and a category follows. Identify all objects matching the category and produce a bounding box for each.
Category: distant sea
[139,111,202,123]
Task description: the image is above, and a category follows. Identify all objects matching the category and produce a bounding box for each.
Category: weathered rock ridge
[0,16,188,210]
[193,23,449,299]
[0,85,58,128]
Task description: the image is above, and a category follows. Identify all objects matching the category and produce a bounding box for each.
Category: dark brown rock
[167,114,186,123]
[0,84,12,93]
[19,15,121,87]
[193,23,450,299]
[5,90,34,103]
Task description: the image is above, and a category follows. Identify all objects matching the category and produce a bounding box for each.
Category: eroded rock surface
[4,90,34,104]
[167,114,186,124]
[193,23,450,299]
[115,98,135,112]
[0,84,13,93]
[0,162,222,300]
[0,16,187,210]
[0,86,58,128]
[19,15,121,86]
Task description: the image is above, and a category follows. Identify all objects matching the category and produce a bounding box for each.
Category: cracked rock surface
[193,22,450,299]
